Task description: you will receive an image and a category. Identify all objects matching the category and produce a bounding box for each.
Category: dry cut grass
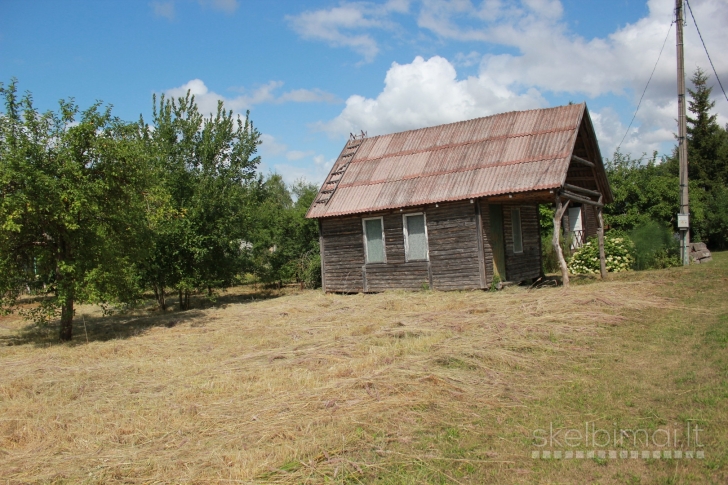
[0,261,725,484]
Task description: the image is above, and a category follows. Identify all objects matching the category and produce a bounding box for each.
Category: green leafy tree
[289,180,321,288]
[0,80,151,340]
[246,175,320,288]
[603,150,706,237]
[139,92,261,309]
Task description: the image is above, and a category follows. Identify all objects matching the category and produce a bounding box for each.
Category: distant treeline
[0,80,319,341]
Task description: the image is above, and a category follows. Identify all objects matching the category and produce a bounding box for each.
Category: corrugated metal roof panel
[353,137,375,160]
[306,103,598,219]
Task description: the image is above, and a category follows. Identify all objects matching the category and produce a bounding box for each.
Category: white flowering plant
[568,234,635,274]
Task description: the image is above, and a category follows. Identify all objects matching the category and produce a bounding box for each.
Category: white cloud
[315,0,728,157]
[423,0,727,142]
[258,136,333,184]
[320,55,546,137]
[151,0,238,19]
[278,89,341,104]
[162,79,341,115]
[197,0,238,14]
[266,154,337,186]
[259,133,288,157]
[286,0,410,62]
[590,106,675,159]
[453,50,481,67]
[286,150,316,161]
[150,1,175,20]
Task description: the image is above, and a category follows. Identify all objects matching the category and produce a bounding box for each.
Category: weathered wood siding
[478,201,496,286]
[320,216,364,293]
[320,199,543,292]
[364,261,430,291]
[427,200,482,290]
[502,203,541,282]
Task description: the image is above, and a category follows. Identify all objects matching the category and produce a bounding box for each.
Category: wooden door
[489,204,506,281]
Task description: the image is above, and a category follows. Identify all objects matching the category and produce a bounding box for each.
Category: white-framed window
[362,217,386,263]
[403,213,429,261]
[511,208,523,254]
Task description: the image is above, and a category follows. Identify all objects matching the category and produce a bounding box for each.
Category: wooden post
[596,204,607,279]
[553,194,570,288]
[675,0,690,265]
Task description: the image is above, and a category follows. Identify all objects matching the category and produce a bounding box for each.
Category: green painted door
[489,204,506,281]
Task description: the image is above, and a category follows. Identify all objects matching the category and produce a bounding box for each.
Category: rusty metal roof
[307,103,599,219]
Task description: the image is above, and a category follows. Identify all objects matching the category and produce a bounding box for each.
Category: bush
[568,234,635,274]
[298,251,321,289]
[629,220,680,270]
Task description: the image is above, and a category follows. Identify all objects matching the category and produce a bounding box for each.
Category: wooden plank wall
[502,203,541,282]
[320,216,364,293]
[427,200,482,290]
[477,201,496,286]
[365,262,430,291]
[320,199,543,292]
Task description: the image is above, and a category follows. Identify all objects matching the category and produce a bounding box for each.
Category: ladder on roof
[314,132,366,206]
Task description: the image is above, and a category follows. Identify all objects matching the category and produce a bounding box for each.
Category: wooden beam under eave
[560,190,604,208]
[485,189,555,203]
[571,154,595,168]
[563,183,601,198]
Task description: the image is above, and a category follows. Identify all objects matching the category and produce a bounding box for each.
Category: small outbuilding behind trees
[306,103,613,292]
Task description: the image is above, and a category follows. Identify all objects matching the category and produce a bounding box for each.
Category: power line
[685,0,728,103]
[616,21,673,153]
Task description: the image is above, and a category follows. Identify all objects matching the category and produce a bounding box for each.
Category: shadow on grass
[0,287,285,347]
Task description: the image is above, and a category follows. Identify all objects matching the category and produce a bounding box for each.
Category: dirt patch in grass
[0,256,726,484]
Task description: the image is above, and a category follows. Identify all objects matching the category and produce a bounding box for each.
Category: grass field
[1,253,727,484]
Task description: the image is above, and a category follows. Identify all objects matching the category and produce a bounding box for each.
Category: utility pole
[675,0,690,265]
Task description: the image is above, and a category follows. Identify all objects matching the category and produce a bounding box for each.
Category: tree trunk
[178,287,184,311]
[57,234,74,341]
[59,291,74,341]
[553,194,570,288]
[154,284,166,310]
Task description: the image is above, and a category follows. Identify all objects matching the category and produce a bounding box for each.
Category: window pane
[406,215,427,260]
[511,209,523,253]
[365,219,385,263]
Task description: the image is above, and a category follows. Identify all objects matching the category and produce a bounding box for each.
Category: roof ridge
[359,103,585,143]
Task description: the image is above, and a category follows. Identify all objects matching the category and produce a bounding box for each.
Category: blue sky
[2,0,727,185]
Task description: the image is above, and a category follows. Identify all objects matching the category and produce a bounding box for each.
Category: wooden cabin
[306,103,613,292]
